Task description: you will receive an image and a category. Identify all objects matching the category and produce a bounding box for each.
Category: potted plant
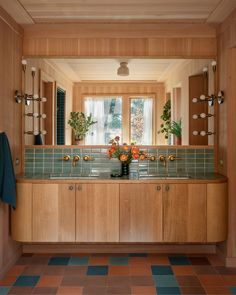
[158,99,171,141]
[170,119,182,145]
[68,112,97,144]
[107,136,146,176]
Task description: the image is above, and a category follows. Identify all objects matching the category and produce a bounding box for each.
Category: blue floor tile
[0,287,10,295]
[109,256,129,265]
[13,276,40,287]
[48,257,70,265]
[169,256,191,265]
[129,253,147,257]
[68,257,89,265]
[230,287,236,294]
[87,266,108,276]
[151,265,173,275]
[153,275,179,287]
[156,287,181,295]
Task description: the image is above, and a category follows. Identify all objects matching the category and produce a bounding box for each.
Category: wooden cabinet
[163,184,207,242]
[32,184,76,242]
[76,184,119,242]
[120,184,162,242]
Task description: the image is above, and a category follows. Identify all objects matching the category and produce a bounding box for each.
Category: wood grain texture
[207,183,227,242]
[163,184,207,242]
[120,184,162,242]
[32,184,76,242]
[0,7,22,279]
[76,184,119,242]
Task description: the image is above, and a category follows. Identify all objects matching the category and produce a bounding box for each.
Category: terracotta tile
[215,266,236,275]
[176,275,202,286]
[172,266,195,275]
[83,286,107,294]
[130,276,154,286]
[15,257,32,265]
[198,275,225,286]
[61,276,87,286]
[207,255,224,266]
[56,287,83,295]
[129,267,152,276]
[7,265,25,276]
[147,255,170,265]
[89,256,109,265]
[64,266,87,276]
[181,286,206,294]
[8,286,34,294]
[221,274,236,285]
[129,257,150,266]
[37,276,62,287]
[107,285,131,294]
[109,266,130,276]
[22,265,46,275]
[193,266,218,275]
[203,286,232,294]
[43,266,65,275]
[32,287,58,294]
[30,257,49,265]
[0,276,17,286]
[83,276,108,286]
[107,276,131,286]
[131,286,156,295]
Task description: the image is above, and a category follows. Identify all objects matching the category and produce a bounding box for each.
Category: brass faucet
[72,155,80,167]
[168,155,181,161]
[83,155,93,161]
[60,155,70,161]
[159,155,167,167]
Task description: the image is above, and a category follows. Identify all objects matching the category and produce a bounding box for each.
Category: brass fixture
[168,155,181,161]
[72,155,80,167]
[159,155,167,167]
[147,155,156,161]
[83,155,93,161]
[60,155,71,161]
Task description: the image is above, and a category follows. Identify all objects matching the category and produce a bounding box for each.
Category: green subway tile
[44,149,53,153]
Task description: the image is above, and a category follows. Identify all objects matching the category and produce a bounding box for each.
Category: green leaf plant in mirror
[158,99,171,140]
[170,119,182,145]
[68,112,97,143]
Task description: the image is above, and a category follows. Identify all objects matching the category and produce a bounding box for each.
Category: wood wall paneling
[0,8,23,279]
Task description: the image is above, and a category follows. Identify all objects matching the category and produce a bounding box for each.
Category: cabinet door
[11,183,32,242]
[32,184,75,242]
[163,184,206,242]
[76,184,119,242]
[120,184,163,242]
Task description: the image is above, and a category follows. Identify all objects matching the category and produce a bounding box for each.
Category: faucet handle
[60,155,71,161]
[159,155,166,161]
[83,155,93,161]
[73,155,80,162]
[168,155,181,161]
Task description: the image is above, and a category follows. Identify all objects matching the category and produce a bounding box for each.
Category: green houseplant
[158,99,171,140]
[68,112,97,143]
[170,119,182,145]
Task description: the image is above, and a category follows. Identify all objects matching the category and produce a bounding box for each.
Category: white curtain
[142,99,153,144]
[84,98,105,144]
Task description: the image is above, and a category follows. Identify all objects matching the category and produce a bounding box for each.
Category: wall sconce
[202,67,208,77]
[192,113,214,119]
[211,60,217,72]
[193,131,215,136]
[192,92,224,106]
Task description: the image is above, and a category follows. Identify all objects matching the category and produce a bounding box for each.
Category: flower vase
[121,162,130,176]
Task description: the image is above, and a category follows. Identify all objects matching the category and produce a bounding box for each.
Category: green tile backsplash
[24,147,214,176]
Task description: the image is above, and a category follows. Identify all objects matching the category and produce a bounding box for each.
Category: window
[83,95,154,145]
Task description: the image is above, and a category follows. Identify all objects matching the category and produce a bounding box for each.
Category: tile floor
[0,253,236,294]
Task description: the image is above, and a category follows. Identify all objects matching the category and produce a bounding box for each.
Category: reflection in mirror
[23,58,215,146]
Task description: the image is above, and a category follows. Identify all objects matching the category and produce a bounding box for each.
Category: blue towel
[0,132,16,209]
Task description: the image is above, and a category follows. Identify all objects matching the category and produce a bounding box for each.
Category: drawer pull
[69,185,74,191]
[156,185,161,191]
[165,185,170,191]
[77,185,82,191]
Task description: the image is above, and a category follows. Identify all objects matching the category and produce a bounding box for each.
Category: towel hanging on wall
[0,132,16,209]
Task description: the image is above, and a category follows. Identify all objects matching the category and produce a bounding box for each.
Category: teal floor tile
[87,266,108,276]
[0,287,10,295]
[13,276,40,287]
[153,275,179,287]
[156,287,181,295]
[230,287,236,294]
[68,257,89,265]
[169,256,191,265]
[48,257,70,265]
[109,256,129,265]
[151,265,173,275]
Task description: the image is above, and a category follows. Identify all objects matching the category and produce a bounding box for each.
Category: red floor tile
[0,275,17,286]
[203,286,232,294]
[109,266,130,276]
[6,265,25,276]
[198,275,225,286]
[131,286,156,294]
[37,275,62,287]
[129,266,152,276]
[56,286,83,294]
[172,265,195,275]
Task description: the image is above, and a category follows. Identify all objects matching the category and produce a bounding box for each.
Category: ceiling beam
[207,0,236,23]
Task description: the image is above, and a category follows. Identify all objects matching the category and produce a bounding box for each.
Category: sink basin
[49,174,100,179]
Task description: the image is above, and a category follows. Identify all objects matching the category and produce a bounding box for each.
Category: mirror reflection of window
[130,98,153,145]
[84,96,122,144]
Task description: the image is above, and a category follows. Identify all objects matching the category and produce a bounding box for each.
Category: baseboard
[23,243,216,254]
[0,245,22,280]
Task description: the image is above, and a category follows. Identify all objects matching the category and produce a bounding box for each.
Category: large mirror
[23,58,215,146]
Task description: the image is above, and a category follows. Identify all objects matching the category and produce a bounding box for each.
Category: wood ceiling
[1,0,236,25]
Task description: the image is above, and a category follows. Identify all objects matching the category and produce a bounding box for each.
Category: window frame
[82,93,156,145]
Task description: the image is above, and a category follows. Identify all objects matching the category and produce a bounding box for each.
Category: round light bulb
[41,97,47,102]
[203,67,208,72]
[192,97,198,103]
[31,67,36,72]
[200,113,207,118]
[21,60,27,65]
[200,131,206,136]
[33,131,39,136]
[41,130,47,135]
[33,94,39,99]
[211,60,217,66]
[192,114,198,119]
[193,131,199,136]
[33,113,39,117]
[41,114,47,119]
[200,95,205,100]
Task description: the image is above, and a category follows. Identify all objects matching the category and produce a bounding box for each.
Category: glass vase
[121,162,130,176]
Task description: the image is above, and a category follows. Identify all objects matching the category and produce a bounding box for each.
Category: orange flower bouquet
[107,136,146,164]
